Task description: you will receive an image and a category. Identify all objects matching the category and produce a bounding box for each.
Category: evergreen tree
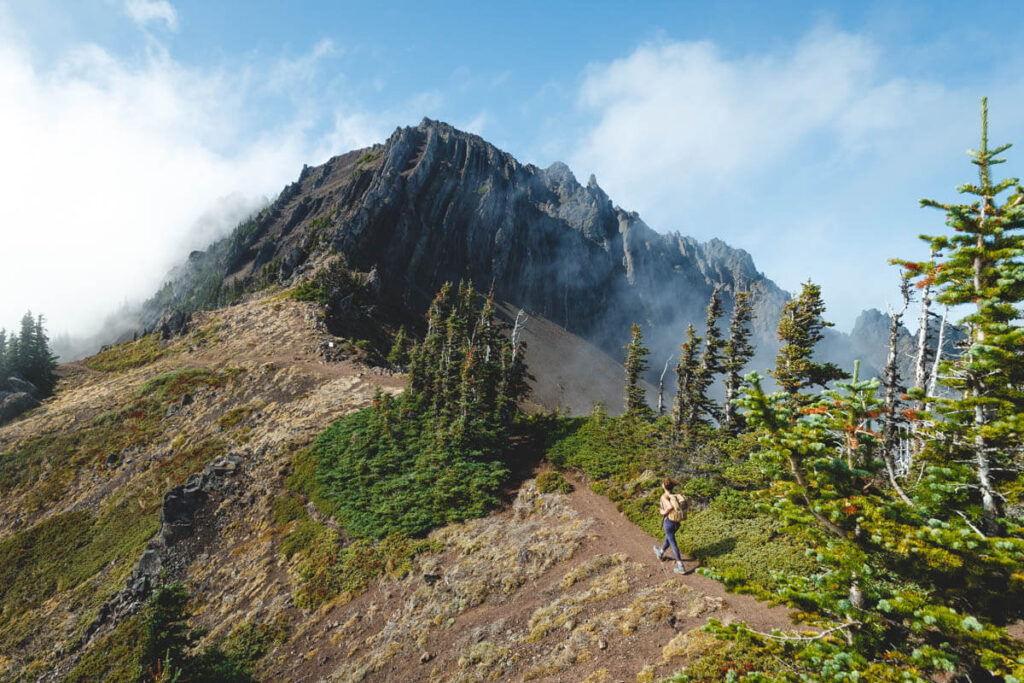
[687,286,725,428]
[772,281,847,400]
[712,101,1024,681]
[315,280,529,538]
[137,583,251,682]
[386,325,410,372]
[721,290,756,434]
[29,314,58,396]
[0,311,58,397]
[672,324,701,433]
[914,97,1024,532]
[623,323,653,419]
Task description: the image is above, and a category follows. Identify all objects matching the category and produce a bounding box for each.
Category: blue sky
[3,1,1024,339]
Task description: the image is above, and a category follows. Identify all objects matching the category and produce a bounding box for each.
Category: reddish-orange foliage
[916,275,937,289]
[801,406,828,415]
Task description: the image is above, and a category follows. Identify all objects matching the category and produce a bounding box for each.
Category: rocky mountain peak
[147,119,925,406]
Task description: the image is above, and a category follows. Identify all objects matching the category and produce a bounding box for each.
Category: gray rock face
[146,118,915,393]
[160,118,783,370]
[155,308,190,339]
[329,120,789,358]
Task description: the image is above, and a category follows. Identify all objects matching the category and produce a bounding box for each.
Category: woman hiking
[654,479,693,574]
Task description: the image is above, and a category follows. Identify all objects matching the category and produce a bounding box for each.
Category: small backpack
[667,493,688,523]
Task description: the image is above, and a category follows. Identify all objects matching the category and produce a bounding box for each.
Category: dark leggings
[662,517,682,562]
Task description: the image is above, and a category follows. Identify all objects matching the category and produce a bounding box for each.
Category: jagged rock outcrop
[83,453,243,644]
[155,308,191,339]
[142,118,940,400]
[144,119,790,389]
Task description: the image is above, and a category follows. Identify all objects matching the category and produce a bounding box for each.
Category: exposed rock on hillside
[144,119,792,410]
[0,294,403,680]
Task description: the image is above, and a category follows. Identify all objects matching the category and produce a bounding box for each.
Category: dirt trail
[277,465,807,683]
[564,470,799,635]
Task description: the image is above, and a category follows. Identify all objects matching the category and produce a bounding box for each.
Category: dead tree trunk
[882,277,914,506]
[657,356,672,416]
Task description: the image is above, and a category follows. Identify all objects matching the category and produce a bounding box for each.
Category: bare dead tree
[510,309,528,354]
[912,248,937,407]
[927,305,948,399]
[882,276,915,506]
[657,355,672,416]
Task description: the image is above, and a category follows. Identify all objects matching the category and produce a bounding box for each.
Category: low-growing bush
[223,616,290,668]
[676,508,814,590]
[536,470,573,494]
[682,477,718,500]
[272,494,307,526]
[295,530,432,609]
[280,520,324,560]
[710,488,757,519]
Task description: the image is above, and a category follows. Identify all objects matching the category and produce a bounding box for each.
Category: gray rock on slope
[0,392,39,424]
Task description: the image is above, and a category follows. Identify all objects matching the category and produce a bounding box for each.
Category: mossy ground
[85,334,165,372]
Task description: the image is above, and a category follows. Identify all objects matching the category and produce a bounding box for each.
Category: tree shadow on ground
[686,536,738,560]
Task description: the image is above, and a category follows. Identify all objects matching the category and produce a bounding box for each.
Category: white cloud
[0,14,388,340]
[568,29,1024,328]
[123,0,177,31]
[572,29,885,213]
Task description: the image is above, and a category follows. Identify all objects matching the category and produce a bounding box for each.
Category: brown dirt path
[277,466,809,683]
[563,470,799,635]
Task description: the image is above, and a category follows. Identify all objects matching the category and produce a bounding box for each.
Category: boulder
[279,246,308,280]
[159,478,206,544]
[155,309,190,340]
[6,375,39,398]
[0,392,39,424]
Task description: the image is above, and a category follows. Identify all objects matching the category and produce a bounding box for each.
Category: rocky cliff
[144,119,791,407]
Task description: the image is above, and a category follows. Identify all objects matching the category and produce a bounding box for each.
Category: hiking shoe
[674,564,690,574]
[653,546,664,561]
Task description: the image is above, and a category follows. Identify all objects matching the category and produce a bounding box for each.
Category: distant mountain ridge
[143,118,917,408]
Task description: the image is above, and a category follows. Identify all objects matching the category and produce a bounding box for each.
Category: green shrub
[710,488,757,519]
[223,617,289,668]
[138,367,228,402]
[289,259,363,305]
[280,520,325,560]
[294,531,432,609]
[536,470,573,494]
[682,477,718,500]
[272,494,307,526]
[545,409,658,480]
[218,402,262,430]
[289,278,328,304]
[62,613,144,682]
[667,632,782,681]
[136,583,253,682]
[314,403,510,538]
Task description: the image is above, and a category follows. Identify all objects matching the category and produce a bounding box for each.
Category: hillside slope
[0,291,799,682]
